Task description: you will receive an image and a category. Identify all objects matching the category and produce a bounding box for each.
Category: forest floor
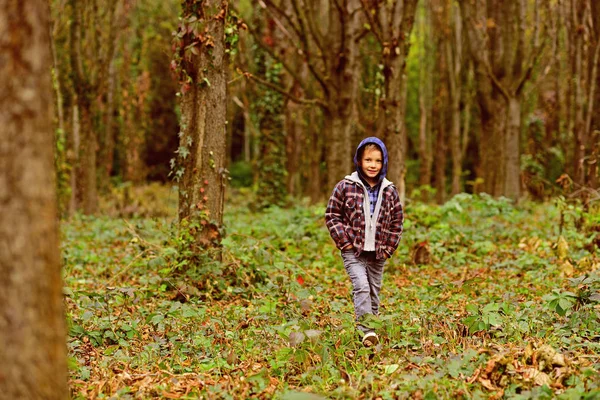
[64,185,600,399]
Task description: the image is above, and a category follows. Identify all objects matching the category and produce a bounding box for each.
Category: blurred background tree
[49,0,600,214]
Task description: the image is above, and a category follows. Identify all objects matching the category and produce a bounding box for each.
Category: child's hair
[357,143,382,160]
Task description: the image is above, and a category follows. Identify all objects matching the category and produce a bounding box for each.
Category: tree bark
[445,1,465,196]
[0,0,68,397]
[323,0,362,190]
[176,0,228,248]
[505,96,522,199]
[69,0,98,214]
[417,1,433,191]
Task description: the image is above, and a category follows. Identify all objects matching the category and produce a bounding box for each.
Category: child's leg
[365,255,385,315]
[341,250,373,332]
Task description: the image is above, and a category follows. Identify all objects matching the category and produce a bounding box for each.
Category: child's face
[359,147,383,182]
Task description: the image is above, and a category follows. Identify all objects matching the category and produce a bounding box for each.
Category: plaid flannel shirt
[325,178,404,260]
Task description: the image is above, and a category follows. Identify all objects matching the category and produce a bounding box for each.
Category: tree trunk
[176,0,228,248]
[306,106,323,203]
[99,59,117,192]
[433,44,449,204]
[373,0,419,203]
[324,0,361,190]
[418,88,431,188]
[478,93,507,197]
[77,100,99,213]
[505,96,522,199]
[417,1,433,192]
[383,61,409,203]
[461,0,545,200]
[285,99,302,196]
[325,105,355,190]
[446,2,464,196]
[0,0,68,397]
[69,0,98,214]
[69,102,80,215]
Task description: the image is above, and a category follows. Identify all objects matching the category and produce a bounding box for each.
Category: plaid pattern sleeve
[380,187,404,258]
[325,181,352,250]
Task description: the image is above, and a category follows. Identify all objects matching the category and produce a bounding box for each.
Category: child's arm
[325,182,352,250]
[383,189,404,258]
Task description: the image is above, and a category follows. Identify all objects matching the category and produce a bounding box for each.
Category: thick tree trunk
[375,0,419,203]
[480,99,507,197]
[461,0,544,200]
[324,0,361,190]
[325,105,355,190]
[177,0,228,248]
[383,61,409,203]
[77,100,99,213]
[69,0,98,214]
[0,0,68,397]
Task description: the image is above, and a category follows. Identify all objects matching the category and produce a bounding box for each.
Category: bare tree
[461,0,549,199]
[361,0,419,202]
[0,0,67,397]
[561,0,600,186]
[247,0,363,192]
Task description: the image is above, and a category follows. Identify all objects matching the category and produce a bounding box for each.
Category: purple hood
[353,137,389,184]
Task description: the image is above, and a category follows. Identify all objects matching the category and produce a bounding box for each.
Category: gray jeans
[341,250,385,333]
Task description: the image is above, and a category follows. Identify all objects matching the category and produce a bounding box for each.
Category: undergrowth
[63,187,600,399]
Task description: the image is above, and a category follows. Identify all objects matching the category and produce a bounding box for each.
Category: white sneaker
[362,331,379,347]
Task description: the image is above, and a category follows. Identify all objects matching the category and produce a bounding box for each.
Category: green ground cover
[64,188,600,399]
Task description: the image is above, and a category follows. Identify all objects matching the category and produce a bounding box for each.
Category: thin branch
[245,21,309,94]
[302,0,326,58]
[307,0,331,73]
[290,0,330,94]
[245,72,328,108]
[260,0,303,43]
[484,58,511,100]
[359,0,384,44]
[514,40,547,96]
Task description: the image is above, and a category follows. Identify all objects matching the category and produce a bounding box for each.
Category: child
[325,137,404,347]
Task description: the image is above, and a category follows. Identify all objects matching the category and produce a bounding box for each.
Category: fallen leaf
[523,367,551,386]
[557,236,569,260]
[289,331,305,347]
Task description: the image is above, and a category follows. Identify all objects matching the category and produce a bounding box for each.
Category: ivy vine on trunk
[172,0,231,252]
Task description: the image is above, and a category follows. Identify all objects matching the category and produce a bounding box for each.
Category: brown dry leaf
[560,260,574,277]
[523,367,551,386]
[536,344,566,369]
[162,392,182,399]
[479,378,496,390]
